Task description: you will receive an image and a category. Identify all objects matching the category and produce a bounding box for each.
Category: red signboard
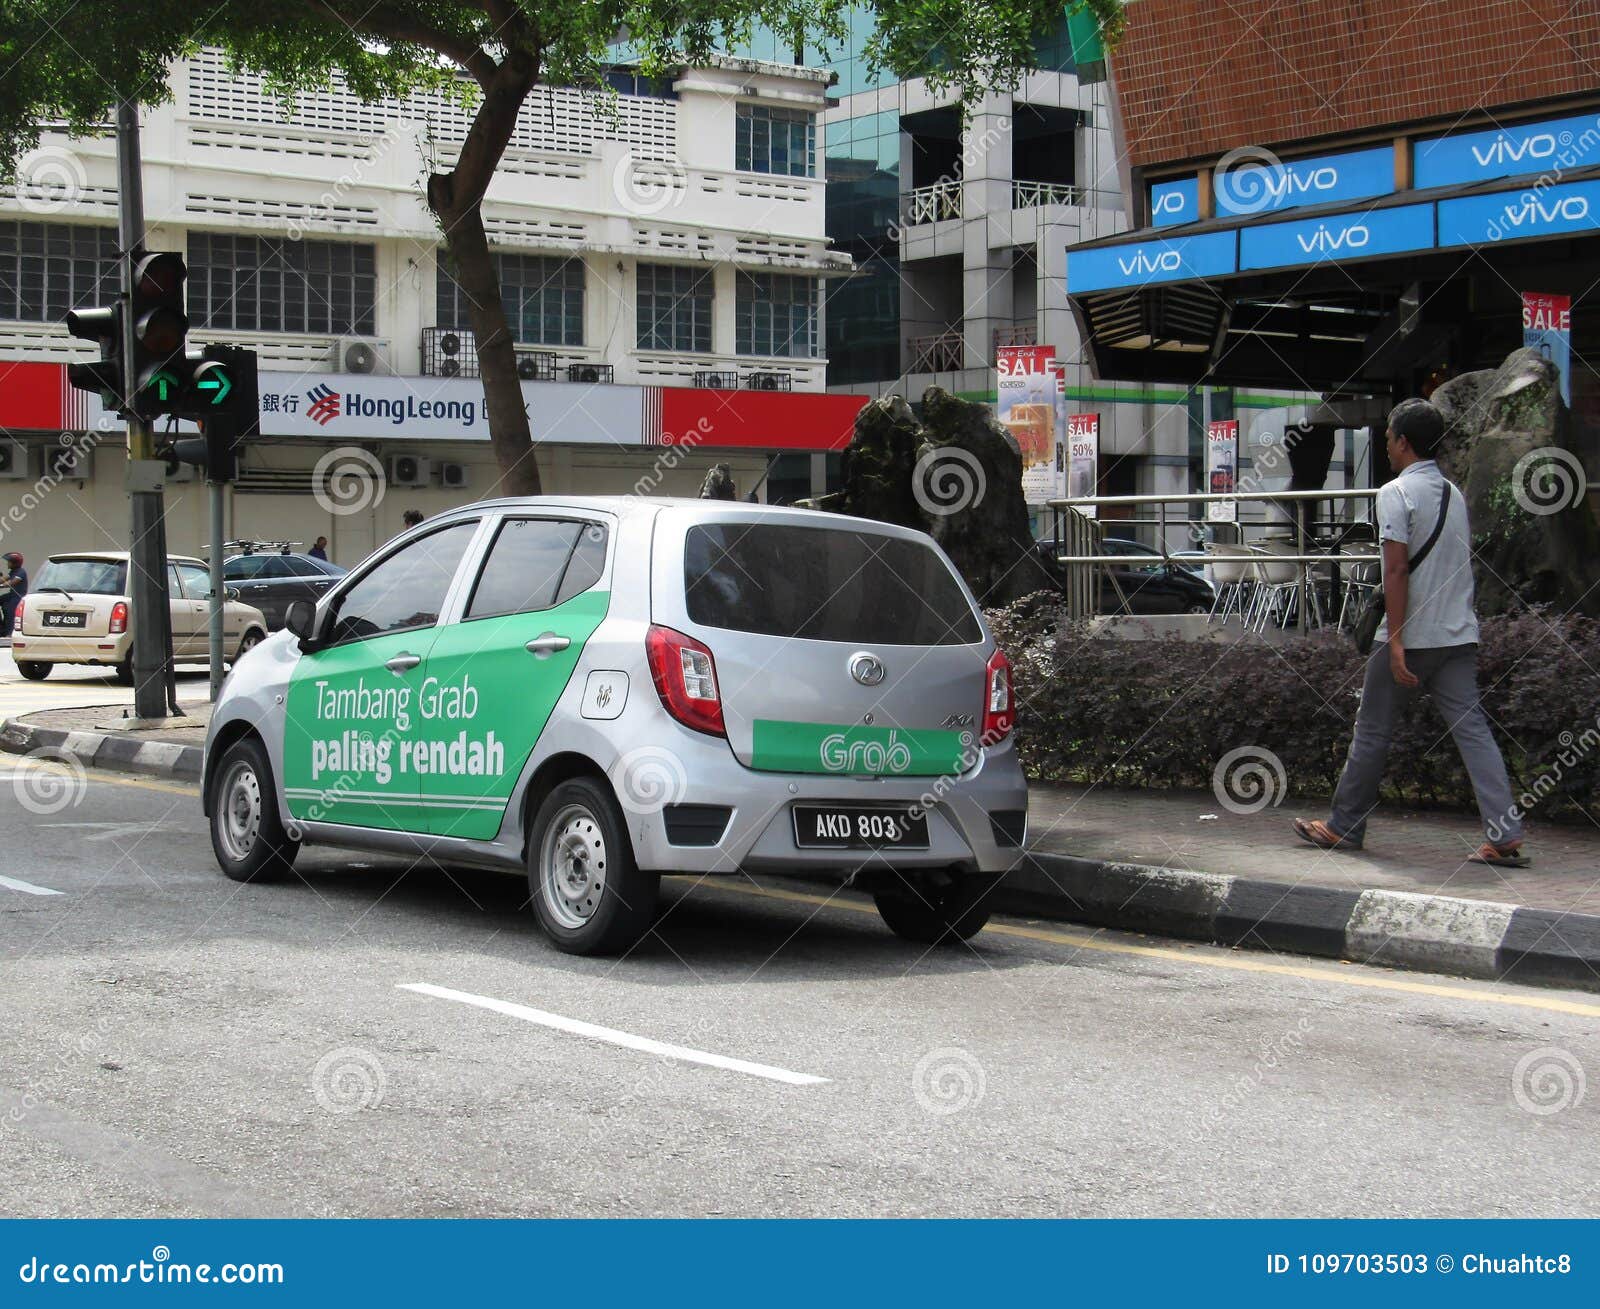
[1522,292,1571,333]
[0,360,73,432]
[654,387,868,451]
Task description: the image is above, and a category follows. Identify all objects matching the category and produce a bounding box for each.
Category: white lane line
[398,982,831,1087]
[0,875,63,896]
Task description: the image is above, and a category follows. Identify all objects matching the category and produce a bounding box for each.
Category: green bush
[985,594,1600,819]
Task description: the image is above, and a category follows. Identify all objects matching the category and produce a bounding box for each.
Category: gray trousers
[1329,642,1523,845]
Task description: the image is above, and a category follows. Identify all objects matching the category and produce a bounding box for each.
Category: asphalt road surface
[0,648,211,720]
[1,753,1596,1219]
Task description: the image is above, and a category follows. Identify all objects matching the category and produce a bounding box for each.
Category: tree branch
[322,2,500,89]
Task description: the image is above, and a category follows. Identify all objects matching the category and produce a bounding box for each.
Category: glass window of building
[0,222,119,323]
[437,253,584,347]
[736,273,818,357]
[188,234,376,335]
[736,105,816,177]
[636,264,713,353]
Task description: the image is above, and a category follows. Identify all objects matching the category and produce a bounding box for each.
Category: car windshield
[683,522,981,645]
[35,558,126,595]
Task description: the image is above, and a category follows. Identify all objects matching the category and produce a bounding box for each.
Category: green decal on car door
[417,587,610,840]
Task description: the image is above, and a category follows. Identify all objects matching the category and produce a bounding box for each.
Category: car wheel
[233,629,264,663]
[208,735,300,883]
[873,873,997,945]
[114,656,134,685]
[1184,602,1211,615]
[528,777,658,956]
[15,661,50,680]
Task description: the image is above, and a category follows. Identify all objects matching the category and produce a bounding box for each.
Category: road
[0,647,211,720]
[0,752,1596,1219]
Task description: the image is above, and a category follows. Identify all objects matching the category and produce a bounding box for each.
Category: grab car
[203,499,1028,955]
[13,552,268,682]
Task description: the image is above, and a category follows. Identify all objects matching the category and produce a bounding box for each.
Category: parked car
[223,551,348,630]
[1032,538,1215,615]
[12,552,268,682]
[204,499,1029,955]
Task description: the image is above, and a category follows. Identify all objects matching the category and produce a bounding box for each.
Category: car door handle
[525,633,571,657]
[385,653,422,674]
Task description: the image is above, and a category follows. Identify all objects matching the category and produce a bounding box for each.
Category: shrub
[985,595,1600,820]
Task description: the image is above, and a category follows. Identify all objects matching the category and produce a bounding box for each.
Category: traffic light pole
[209,480,225,701]
[117,100,175,721]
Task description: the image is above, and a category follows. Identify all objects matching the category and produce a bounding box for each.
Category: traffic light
[158,344,258,483]
[65,304,125,407]
[128,250,188,419]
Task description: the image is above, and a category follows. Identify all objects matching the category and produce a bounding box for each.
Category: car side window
[554,524,608,604]
[224,556,266,580]
[326,522,477,646]
[167,563,183,596]
[259,555,295,578]
[465,518,590,620]
[179,564,213,599]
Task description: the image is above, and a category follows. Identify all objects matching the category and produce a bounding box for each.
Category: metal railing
[903,180,962,226]
[1012,179,1079,209]
[993,324,1037,350]
[1047,488,1382,630]
[906,330,965,374]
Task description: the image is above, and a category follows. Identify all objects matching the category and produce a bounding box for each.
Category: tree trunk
[433,200,542,497]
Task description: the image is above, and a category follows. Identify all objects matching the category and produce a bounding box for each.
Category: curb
[1003,851,1600,994]
[0,715,202,783]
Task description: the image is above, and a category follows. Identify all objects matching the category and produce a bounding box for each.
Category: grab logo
[819,730,913,775]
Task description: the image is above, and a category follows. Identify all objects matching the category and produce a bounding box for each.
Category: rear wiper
[33,586,76,599]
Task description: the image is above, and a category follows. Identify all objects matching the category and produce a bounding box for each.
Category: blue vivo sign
[1149,176,1199,227]
[1214,145,1394,218]
[1417,110,1600,190]
[1067,230,1236,293]
[1437,178,1600,247]
[1239,203,1434,272]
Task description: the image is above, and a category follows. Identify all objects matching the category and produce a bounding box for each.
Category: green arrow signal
[197,370,232,405]
[148,370,179,403]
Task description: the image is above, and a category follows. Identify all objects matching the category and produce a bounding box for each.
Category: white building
[0,48,864,564]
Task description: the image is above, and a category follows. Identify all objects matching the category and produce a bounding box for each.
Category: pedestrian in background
[1294,399,1529,867]
[402,510,424,530]
[309,535,329,561]
[0,551,26,637]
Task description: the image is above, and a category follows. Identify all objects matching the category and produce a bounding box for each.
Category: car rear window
[683,522,981,645]
[36,559,126,595]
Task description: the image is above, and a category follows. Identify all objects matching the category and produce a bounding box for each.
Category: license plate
[792,805,929,850]
[41,611,86,629]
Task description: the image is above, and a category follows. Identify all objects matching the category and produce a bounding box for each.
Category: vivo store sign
[1417,110,1600,189]
[1150,145,1393,227]
[1239,203,1434,272]
[1066,230,1237,293]
[1438,178,1600,247]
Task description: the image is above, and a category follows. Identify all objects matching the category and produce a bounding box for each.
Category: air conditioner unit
[747,372,791,391]
[47,444,90,482]
[439,462,468,490]
[566,363,614,385]
[336,338,385,375]
[515,350,556,382]
[385,453,431,488]
[0,439,28,480]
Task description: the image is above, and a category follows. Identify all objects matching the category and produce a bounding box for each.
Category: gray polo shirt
[1374,459,1479,648]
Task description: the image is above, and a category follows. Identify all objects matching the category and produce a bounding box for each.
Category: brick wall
[1112,0,1600,168]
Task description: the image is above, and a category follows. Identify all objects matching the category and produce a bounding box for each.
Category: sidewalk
[3,700,1598,990]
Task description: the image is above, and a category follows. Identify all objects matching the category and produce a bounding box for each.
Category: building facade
[0,48,862,564]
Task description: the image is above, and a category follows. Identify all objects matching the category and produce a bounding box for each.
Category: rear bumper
[11,632,129,663]
[627,726,1029,877]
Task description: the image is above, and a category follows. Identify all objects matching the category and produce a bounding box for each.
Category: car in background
[12,552,268,682]
[1032,537,1215,616]
[223,551,348,630]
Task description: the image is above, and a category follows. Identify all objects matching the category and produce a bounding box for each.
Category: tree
[0,0,1124,495]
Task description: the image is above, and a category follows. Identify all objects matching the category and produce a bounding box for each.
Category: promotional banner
[1206,419,1240,522]
[1522,292,1573,407]
[1066,412,1100,517]
[996,344,1058,505]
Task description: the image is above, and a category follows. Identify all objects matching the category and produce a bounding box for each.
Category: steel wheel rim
[240,633,260,653]
[218,759,262,863]
[539,802,607,930]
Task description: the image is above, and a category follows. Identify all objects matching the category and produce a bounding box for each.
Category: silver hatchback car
[203,498,1028,954]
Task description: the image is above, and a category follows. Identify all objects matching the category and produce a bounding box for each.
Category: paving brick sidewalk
[1026,780,1600,918]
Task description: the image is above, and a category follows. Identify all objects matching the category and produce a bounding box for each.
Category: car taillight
[109,601,128,634]
[981,648,1014,742]
[646,624,725,737]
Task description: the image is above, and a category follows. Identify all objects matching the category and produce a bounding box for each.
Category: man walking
[1293,399,1528,866]
[309,535,329,561]
[0,551,25,637]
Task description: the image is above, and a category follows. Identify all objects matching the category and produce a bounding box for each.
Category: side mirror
[224,585,241,601]
[285,600,320,649]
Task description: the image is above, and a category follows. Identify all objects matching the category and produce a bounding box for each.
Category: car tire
[528,777,658,956]
[873,873,997,945]
[114,656,133,686]
[207,735,300,883]
[1184,603,1210,615]
[15,661,50,680]
[233,628,265,663]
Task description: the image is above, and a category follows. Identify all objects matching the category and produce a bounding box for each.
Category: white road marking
[398,982,831,1087]
[0,875,62,896]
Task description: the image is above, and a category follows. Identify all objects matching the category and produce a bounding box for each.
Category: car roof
[47,551,205,566]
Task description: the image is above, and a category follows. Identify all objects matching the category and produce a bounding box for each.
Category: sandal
[1469,841,1531,868]
[1292,818,1362,852]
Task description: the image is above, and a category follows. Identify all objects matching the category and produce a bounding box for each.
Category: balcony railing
[906,330,965,374]
[1012,179,1080,209]
[993,324,1037,351]
[902,180,962,227]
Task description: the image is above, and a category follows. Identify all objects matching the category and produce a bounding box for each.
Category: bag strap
[1406,483,1452,572]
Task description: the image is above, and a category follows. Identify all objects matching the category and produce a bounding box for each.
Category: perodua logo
[820,730,912,774]
[849,652,885,686]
